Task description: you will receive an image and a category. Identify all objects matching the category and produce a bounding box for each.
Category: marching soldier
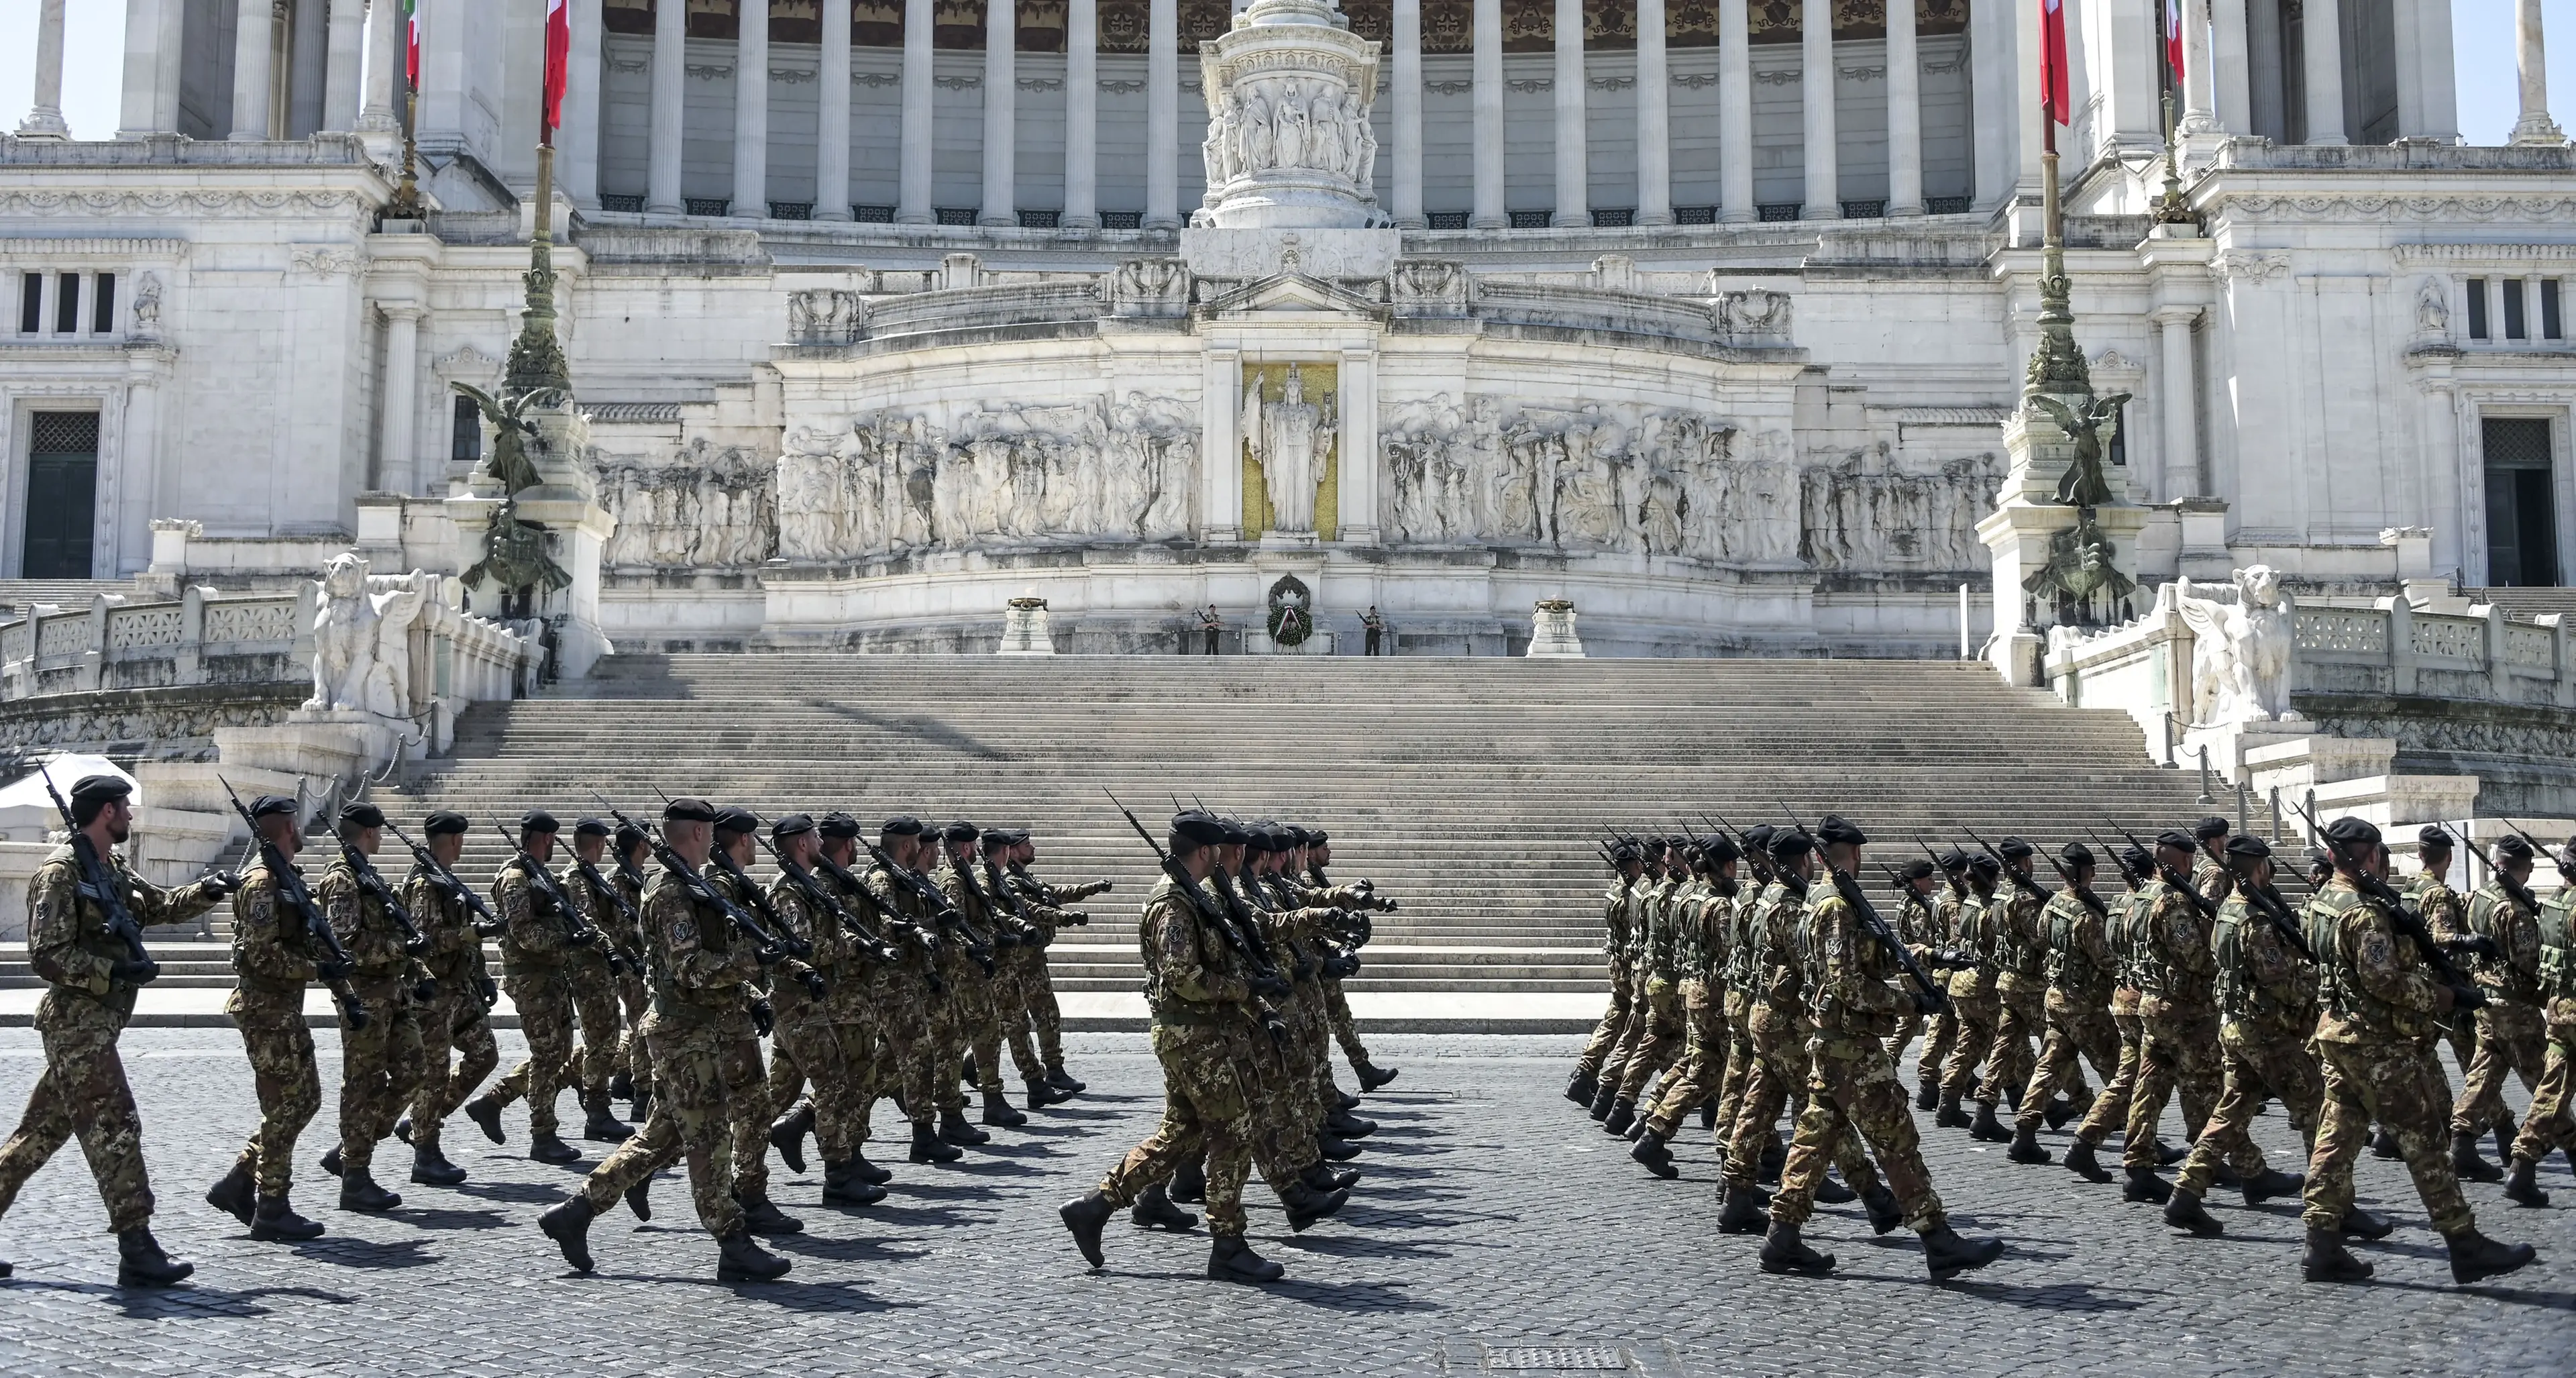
[1981,838,2055,1140]
[698,806,804,1236]
[463,812,590,1165]
[394,810,496,1187]
[760,812,885,1210]
[2122,831,2277,1203]
[981,827,1069,1112]
[2063,843,2174,1183]
[206,795,333,1243]
[0,774,231,1285]
[939,820,1032,1130]
[1607,839,1693,1136]
[2445,833,2548,1183]
[315,802,430,1213]
[1594,840,1674,1128]
[1883,857,1941,1073]
[1633,835,1741,1177]
[563,818,636,1143]
[1298,829,1401,1092]
[867,816,972,1162]
[1908,849,1971,1108]
[1568,844,1644,1108]
[2502,841,2576,1205]
[770,810,918,1189]
[1709,827,1778,1159]
[1933,853,2002,1134]
[1008,829,1110,1096]
[2008,844,2121,1166]
[2410,827,2479,1106]
[609,825,657,1117]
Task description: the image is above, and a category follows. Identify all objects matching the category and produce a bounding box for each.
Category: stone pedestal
[1195,0,1385,229]
[1245,629,1336,655]
[1978,393,2147,686]
[1528,599,1585,657]
[449,396,616,678]
[2178,719,2316,784]
[999,596,1056,655]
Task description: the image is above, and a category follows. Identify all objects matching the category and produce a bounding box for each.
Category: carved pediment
[1195,272,1389,323]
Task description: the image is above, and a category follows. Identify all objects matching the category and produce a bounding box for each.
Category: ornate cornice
[2210,250,2293,283]
[0,237,189,259]
[2210,193,2576,223]
[2392,242,2576,267]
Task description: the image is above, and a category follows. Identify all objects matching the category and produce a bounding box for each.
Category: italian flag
[2164,0,2186,84]
[543,0,572,135]
[2039,0,2070,126]
[404,0,420,87]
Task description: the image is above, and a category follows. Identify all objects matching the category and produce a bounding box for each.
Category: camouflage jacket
[2305,877,2448,1044]
[2463,881,2545,1008]
[494,855,576,977]
[642,861,764,1037]
[402,862,492,995]
[1140,874,1252,1027]
[2131,878,2216,1016]
[230,859,321,1004]
[318,855,427,1002]
[2041,886,2116,1008]
[2212,888,2316,1036]
[1801,884,1907,1038]
[27,843,225,1033]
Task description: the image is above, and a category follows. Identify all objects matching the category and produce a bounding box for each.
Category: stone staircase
[7,654,2215,996]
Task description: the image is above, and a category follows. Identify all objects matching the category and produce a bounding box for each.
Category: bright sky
[0,0,2566,147]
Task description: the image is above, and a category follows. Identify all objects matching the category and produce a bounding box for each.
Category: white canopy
[0,755,139,844]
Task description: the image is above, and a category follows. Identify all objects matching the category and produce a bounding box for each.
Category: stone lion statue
[305,553,432,720]
[2174,564,2302,726]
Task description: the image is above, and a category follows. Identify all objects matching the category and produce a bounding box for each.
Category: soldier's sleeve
[2158,892,2217,977]
[767,879,820,946]
[2243,910,2304,986]
[1154,893,1248,1006]
[2425,886,2471,944]
[2348,906,2445,1014]
[319,869,390,966]
[28,860,113,994]
[1819,895,1899,1012]
[2080,905,2114,968]
[117,864,228,930]
[657,884,749,994]
[235,877,318,983]
[498,867,564,956]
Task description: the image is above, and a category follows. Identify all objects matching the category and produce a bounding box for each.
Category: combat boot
[2339,1206,2394,1240]
[2121,1166,2173,1204]
[625,1177,652,1220]
[1935,1088,1970,1129]
[1918,1223,2005,1281]
[1717,1183,1770,1234]
[2495,1123,2516,1167]
[115,1227,194,1288]
[1335,1088,1362,1110]
[1970,1101,2012,1143]
[1301,1161,1358,1191]
[410,1143,467,1187]
[2062,1137,2112,1183]
[735,1191,804,1236]
[527,1131,583,1165]
[1757,1135,1786,1185]
[2450,1130,2504,1183]
[2006,1126,2053,1165]
[769,1100,816,1175]
[2504,1156,2551,1208]
[2302,1225,2373,1282]
[319,1145,343,1177]
[1565,1071,1599,1106]
[1318,1134,1362,1162]
[1060,1189,1114,1267]
[714,1226,792,1282]
[631,1087,652,1122]
[248,1194,325,1242]
[1171,1160,1208,1203]
[1282,1181,1348,1232]
[1206,1234,1284,1284]
[2161,1188,2224,1237]
[2371,1125,2403,1159]
[910,1120,963,1163]
[1814,1173,1856,1205]
[1631,1128,1678,1179]
[392,1113,413,1145]
[2240,1167,2303,1206]
[1025,1079,1061,1111]
[1861,1182,1904,1236]
[980,1088,1028,1127]
[1915,1081,1939,1112]
[538,1194,596,1273]
[1358,1061,1400,1092]
[1587,1081,1619,1122]
[1624,1116,1650,1143]
[463,1092,507,1145]
[1700,1101,1718,1131]
[609,1069,635,1103]
[821,1160,886,1208]
[1601,1100,1636,1137]
[848,1148,894,1185]
[582,1096,633,1145]
[205,1161,256,1226]
[2155,1138,2190,1167]
[337,1167,402,1213]
[1758,1220,1835,1276]
[2043,1096,2078,1131]
[1131,1183,1198,1232]
[941,1107,991,1145]
[1326,1108,1377,1139]
[1045,1064,1087,1095]
[2443,1228,2536,1285]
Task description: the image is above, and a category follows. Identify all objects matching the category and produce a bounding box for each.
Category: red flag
[543,0,572,135]
[2040,0,2071,126]
[403,0,419,87]
[2164,0,2185,85]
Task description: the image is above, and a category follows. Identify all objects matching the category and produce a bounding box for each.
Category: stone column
[899,0,934,222]
[2408,0,2459,142]
[2155,307,2199,500]
[2302,0,2345,144]
[1719,0,1752,221]
[1552,0,1587,226]
[362,0,401,131]
[2512,0,2567,144]
[2212,0,2251,134]
[1471,0,1505,227]
[818,0,854,219]
[19,0,69,137]
[649,0,687,211]
[1635,0,1672,224]
[324,0,365,131]
[1146,0,1181,228]
[738,0,771,219]
[1065,0,1099,227]
[982,0,1017,224]
[1393,0,1425,225]
[1799,0,1836,219]
[1338,347,1380,543]
[2177,0,2218,135]
[378,305,423,494]
[1886,0,1921,214]
[1203,348,1244,540]
[117,0,178,137]
[228,0,275,139]
[566,0,606,207]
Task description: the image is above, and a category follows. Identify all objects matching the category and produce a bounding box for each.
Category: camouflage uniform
[1010,865,1104,1075]
[1885,885,1944,1069]
[865,860,951,1128]
[563,864,632,1116]
[2073,880,2153,1149]
[706,863,785,1200]
[578,863,765,1238]
[2176,884,2323,1197]
[2300,876,2477,1235]
[485,854,582,1139]
[2127,875,2266,1177]
[1711,884,1760,1142]
[402,863,499,1156]
[2446,879,2548,1138]
[1615,872,1697,1105]
[1771,881,1946,1232]
[938,859,1014,1100]
[1599,872,1677,1099]
[1982,878,2055,1110]
[812,859,922,1151]
[1093,876,1263,1236]
[2014,886,2120,1134]
[2414,873,2479,1074]
[765,870,866,1168]
[1644,880,1735,1136]
[610,864,654,1096]
[1724,878,1878,1194]
[317,855,429,1178]
[1936,886,2002,1102]
[0,847,225,1232]
[225,859,325,1197]
[2508,885,2576,1165]
[1574,875,1639,1079]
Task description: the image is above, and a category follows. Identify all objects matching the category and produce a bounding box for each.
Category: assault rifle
[858,833,996,974]
[698,844,826,1002]
[2443,822,2540,935]
[1876,863,1973,972]
[808,843,943,993]
[590,795,797,965]
[1708,813,1777,886]
[1779,806,1949,1014]
[1005,862,1101,924]
[2220,856,2320,963]
[1965,828,2055,903]
[1106,790,1287,999]
[2084,829,2146,891]
[334,825,431,957]
[2103,820,2229,931]
[565,852,649,972]
[217,778,367,1030]
[35,766,164,985]
[2033,845,2110,920]
[491,819,629,976]
[757,830,903,966]
[2286,801,2482,1008]
[386,820,501,937]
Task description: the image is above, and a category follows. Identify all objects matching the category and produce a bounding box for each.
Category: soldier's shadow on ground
[1937,1276,2152,1311]
[1272,1232,1464,1261]
[855,1201,1001,1230]
[9,1279,355,1318]
[290,1236,439,1269]
[612,1271,911,1314]
[795,698,1006,761]
[447,1178,573,1206]
[2375,1279,2576,1311]
[769,1232,927,1265]
[398,1205,513,1232]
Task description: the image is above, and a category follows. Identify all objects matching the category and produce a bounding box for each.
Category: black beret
[2154,830,2196,852]
[2418,825,2453,851]
[614,823,648,850]
[2306,849,2334,874]
[663,797,716,823]
[68,774,131,807]
[1284,827,1313,847]
[1996,836,2035,860]
[1305,828,1328,846]
[249,794,299,820]
[1006,829,1031,846]
[2119,845,2152,875]
[2194,816,2233,841]
[818,811,862,839]
[1743,824,1776,850]
[2323,816,2380,850]
[1768,831,1813,861]
[2496,834,2534,861]
[2224,834,2273,860]
[713,807,760,837]
[1967,853,2000,880]
[574,817,612,840]
[941,820,979,844]
[770,812,816,841]
[1899,858,1937,881]
[2059,841,2092,867]
[339,802,384,829]
[520,809,559,835]
[1171,811,1227,846]
[1609,843,1642,864]
[1700,833,1741,863]
[1817,814,1867,847]
[1216,817,1251,847]
[980,829,1013,850]
[425,810,470,836]
[879,814,924,837]
[1937,847,1970,871]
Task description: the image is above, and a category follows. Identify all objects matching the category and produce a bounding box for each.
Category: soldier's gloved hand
[197,871,242,897]
[341,995,371,1032]
[475,975,499,1008]
[111,957,161,985]
[318,958,354,982]
[566,924,597,945]
[1062,911,1091,927]
[1263,1015,1290,1049]
[1912,988,1948,1016]
[798,967,830,1000]
[413,977,439,1003]
[1251,973,1290,999]
[750,998,775,1038]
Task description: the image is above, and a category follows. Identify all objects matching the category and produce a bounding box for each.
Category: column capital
[376,302,428,323]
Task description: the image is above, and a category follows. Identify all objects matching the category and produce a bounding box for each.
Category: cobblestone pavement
[0,1030,2569,1377]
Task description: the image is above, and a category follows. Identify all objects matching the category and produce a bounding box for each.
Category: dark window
[1841,199,1886,218]
[1017,208,1059,228]
[684,197,731,216]
[2467,278,2489,339]
[853,203,897,222]
[2484,417,2560,586]
[451,394,483,464]
[1426,210,1468,229]
[2546,279,2563,340]
[600,193,645,212]
[1099,210,1142,229]
[2504,279,2527,340]
[1507,209,1550,228]
[17,273,38,333]
[935,207,979,225]
[1591,207,1634,227]
[1674,205,1717,224]
[21,411,100,578]
[54,272,80,333]
[1758,203,1802,221]
[1927,195,1973,214]
[768,201,813,220]
[91,273,115,334]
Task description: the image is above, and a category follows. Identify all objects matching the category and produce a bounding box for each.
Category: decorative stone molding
[0,237,189,260]
[2212,195,2576,223]
[787,288,867,345]
[2209,251,2292,283]
[289,246,361,279]
[0,684,306,760]
[1389,259,1470,315]
[1105,258,1191,317]
[2391,243,2576,268]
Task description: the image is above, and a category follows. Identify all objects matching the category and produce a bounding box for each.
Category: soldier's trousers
[580,1022,748,1240]
[337,998,424,1175]
[410,988,500,1154]
[2302,1037,2474,1236]
[1909,1004,1958,1085]
[1980,986,2045,1107]
[772,1013,862,1164]
[1886,1010,1923,1067]
[2127,1008,2246,1173]
[1098,1024,1256,1236]
[0,1015,154,1232]
[230,997,321,1197]
[927,962,1002,1108]
[1644,978,1725,1137]
[1326,979,1371,1073]
[2450,1002,2545,1137]
[2074,1008,2143,1147]
[566,957,623,1108]
[1598,963,1658,1097]
[996,955,1047,1085]
[1242,1013,1319,1170]
[2178,1021,2324,1197]
[1616,975,1686,1104]
[1713,989,1756,1147]
[722,1034,771,1198]
[1937,992,1998,1100]
[1724,1004,1874,1193]
[2509,1022,2576,1165]
[1576,960,1635,1078]
[494,971,578,1135]
[1772,1032,1946,1232]
[1296,977,1340,1120]
[1028,959,1067,1071]
[2014,996,2120,1135]
[615,971,653,1094]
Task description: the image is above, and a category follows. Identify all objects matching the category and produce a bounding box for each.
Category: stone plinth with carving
[999,596,1056,655]
[1527,599,1585,658]
[1196,0,1383,229]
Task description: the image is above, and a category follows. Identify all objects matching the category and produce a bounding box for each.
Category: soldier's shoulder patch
[2359,929,2394,968]
[668,915,698,946]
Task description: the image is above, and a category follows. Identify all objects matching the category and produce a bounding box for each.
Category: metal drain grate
[1486,1346,1629,1370]
[1440,1339,1680,1375]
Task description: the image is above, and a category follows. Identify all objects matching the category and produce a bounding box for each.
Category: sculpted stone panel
[1798,451,2000,571]
[598,439,779,569]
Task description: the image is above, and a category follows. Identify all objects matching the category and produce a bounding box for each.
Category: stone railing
[0,588,311,700]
